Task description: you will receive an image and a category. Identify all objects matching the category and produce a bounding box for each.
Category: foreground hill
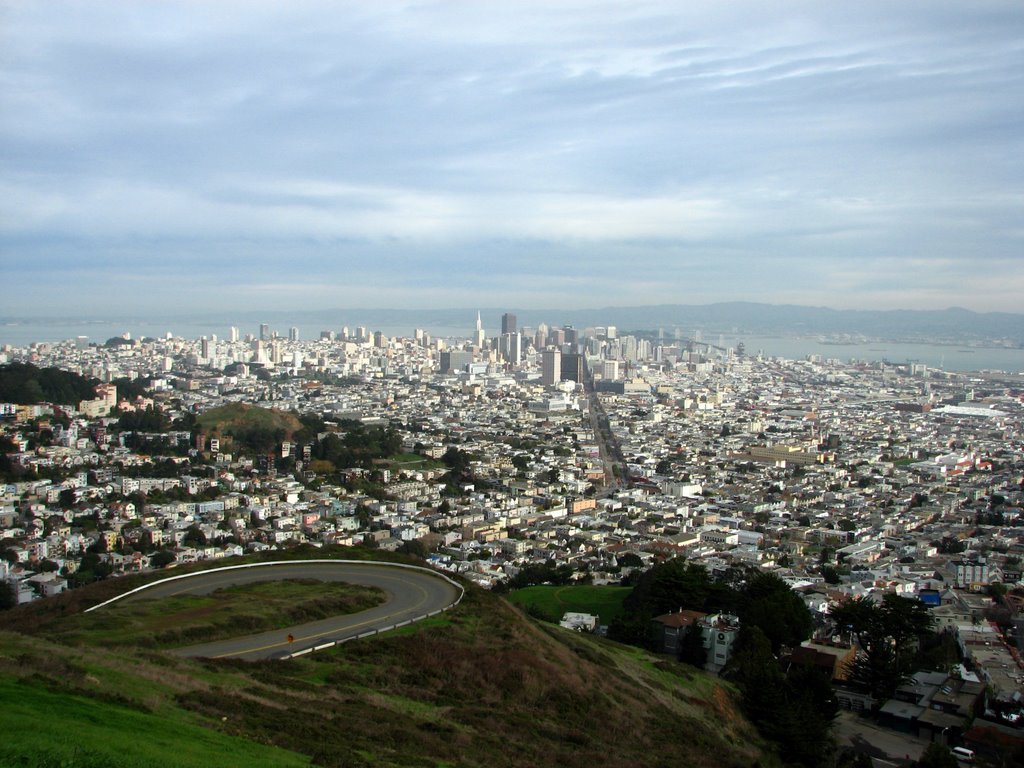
[0,558,779,768]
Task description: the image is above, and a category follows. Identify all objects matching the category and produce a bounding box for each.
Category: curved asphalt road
[117,562,461,661]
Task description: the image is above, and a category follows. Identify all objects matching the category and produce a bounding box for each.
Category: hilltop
[0,555,778,768]
[194,403,305,454]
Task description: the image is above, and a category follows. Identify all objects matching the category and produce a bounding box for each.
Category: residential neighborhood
[2,318,1024,760]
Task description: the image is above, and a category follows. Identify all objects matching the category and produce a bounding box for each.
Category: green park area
[506,584,631,624]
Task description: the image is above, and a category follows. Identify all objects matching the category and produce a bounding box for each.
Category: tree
[737,571,813,654]
[149,550,176,568]
[724,626,836,768]
[678,625,707,668]
[0,581,15,611]
[831,594,934,698]
[915,743,958,768]
[618,552,643,569]
[183,524,207,547]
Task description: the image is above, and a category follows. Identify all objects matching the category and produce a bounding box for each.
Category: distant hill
[0,362,98,405]
[0,551,779,768]
[195,403,303,454]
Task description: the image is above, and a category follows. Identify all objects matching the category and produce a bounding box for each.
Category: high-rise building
[439,350,474,374]
[229,327,240,343]
[474,311,486,348]
[289,327,299,342]
[542,348,561,386]
[499,332,521,365]
[561,353,584,383]
[259,323,270,341]
[501,312,517,335]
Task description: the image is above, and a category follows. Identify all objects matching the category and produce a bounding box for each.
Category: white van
[951,746,975,762]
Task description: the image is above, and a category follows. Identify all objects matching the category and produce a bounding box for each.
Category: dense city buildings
[2,313,1024,723]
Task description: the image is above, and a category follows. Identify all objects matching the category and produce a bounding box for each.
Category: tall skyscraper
[474,311,486,347]
[259,323,270,341]
[542,348,561,386]
[289,327,299,342]
[228,326,239,343]
[561,353,584,383]
[499,332,521,365]
[501,312,517,335]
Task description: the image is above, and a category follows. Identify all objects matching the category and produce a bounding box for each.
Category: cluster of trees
[310,422,402,470]
[610,559,812,654]
[831,594,935,699]
[503,562,575,590]
[0,363,98,405]
[116,406,171,433]
[724,626,837,768]
[441,447,476,493]
[609,558,831,766]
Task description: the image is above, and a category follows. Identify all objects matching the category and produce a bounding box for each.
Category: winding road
[90,560,462,661]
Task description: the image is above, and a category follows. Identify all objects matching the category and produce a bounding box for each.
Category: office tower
[563,326,578,346]
[373,331,386,348]
[229,326,239,343]
[474,311,486,347]
[259,323,270,341]
[542,348,561,386]
[534,328,546,349]
[561,353,584,383]
[501,312,517,335]
[601,360,619,380]
[289,327,299,342]
[606,326,617,339]
[500,332,521,365]
[201,337,211,359]
[439,350,474,374]
[356,326,367,342]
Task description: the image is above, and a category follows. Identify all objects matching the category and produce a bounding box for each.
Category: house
[651,609,707,655]
[878,671,985,743]
[787,641,856,682]
[559,612,599,633]
[699,613,741,673]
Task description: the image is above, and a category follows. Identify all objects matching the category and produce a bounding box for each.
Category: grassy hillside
[0,557,782,768]
[47,579,384,650]
[506,584,630,624]
[194,403,303,453]
[0,676,311,768]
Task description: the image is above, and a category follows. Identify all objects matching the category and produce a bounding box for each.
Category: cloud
[1,0,1023,315]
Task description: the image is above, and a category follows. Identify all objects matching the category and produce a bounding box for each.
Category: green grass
[0,675,311,768]
[386,452,446,470]
[506,585,631,624]
[51,578,384,649]
[1,565,778,768]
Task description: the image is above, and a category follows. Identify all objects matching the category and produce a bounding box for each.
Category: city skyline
[2,1,1023,315]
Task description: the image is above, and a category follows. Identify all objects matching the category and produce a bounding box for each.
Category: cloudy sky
[2,0,1022,317]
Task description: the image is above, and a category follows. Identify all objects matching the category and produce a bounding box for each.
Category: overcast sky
[2,0,1023,316]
